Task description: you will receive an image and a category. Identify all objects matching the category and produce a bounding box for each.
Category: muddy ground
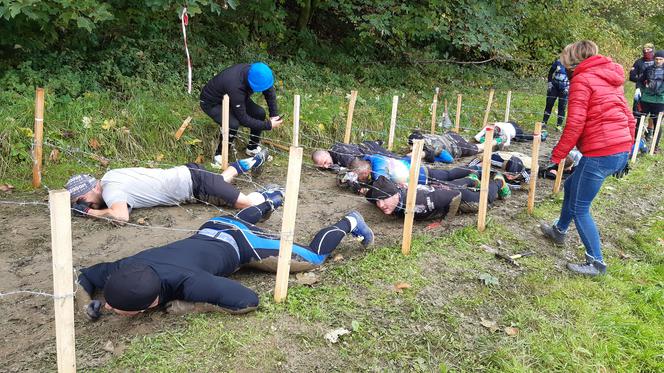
[0,136,564,372]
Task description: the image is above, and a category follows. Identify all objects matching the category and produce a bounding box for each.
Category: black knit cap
[655,50,664,59]
[104,263,160,311]
[365,176,400,202]
[505,156,525,173]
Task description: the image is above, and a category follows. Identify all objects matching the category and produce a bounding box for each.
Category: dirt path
[0,136,561,371]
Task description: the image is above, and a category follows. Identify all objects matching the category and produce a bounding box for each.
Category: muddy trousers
[207,202,353,266]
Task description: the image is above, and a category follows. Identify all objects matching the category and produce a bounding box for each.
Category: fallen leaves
[49,149,60,162]
[101,119,116,130]
[478,272,499,286]
[185,138,202,146]
[425,221,442,230]
[393,282,411,293]
[332,254,344,262]
[480,318,499,332]
[136,217,149,226]
[195,155,204,164]
[618,251,632,260]
[89,138,101,150]
[155,153,165,162]
[504,326,519,336]
[324,328,351,344]
[0,184,15,193]
[295,272,319,286]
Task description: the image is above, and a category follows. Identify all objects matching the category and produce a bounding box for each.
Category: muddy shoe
[494,173,511,199]
[250,148,269,176]
[260,184,285,211]
[346,210,374,247]
[566,261,606,276]
[540,221,566,245]
[466,173,480,188]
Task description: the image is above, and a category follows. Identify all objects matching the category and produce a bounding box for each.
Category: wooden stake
[430,87,439,134]
[402,139,424,255]
[649,112,663,155]
[388,95,399,151]
[454,94,462,133]
[174,116,193,140]
[527,122,542,214]
[552,159,565,194]
[49,190,76,373]
[477,125,494,232]
[293,95,300,147]
[221,94,230,170]
[274,146,304,302]
[343,90,358,144]
[631,115,646,163]
[482,90,495,129]
[32,88,45,188]
[504,90,512,122]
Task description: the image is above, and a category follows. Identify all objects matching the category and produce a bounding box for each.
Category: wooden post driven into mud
[454,94,462,133]
[402,139,424,255]
[32,88,45,188]
[293,95,300,147]
[650,112,663,155]
[504,90,512,122]
[527,122,542,214]
[477,125,494,232]
[430,87,439,134]
[274,146,304,302]
[482,90,495,131]
[174,116,192,140]
[49,190,76,373]
[344,90,358,144]
[552,159,565,195]
[631,115,647,163]
[221,94,230,170]
[388,95,399,151]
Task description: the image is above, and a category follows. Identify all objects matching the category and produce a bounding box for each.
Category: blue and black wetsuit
[78,201,353,312]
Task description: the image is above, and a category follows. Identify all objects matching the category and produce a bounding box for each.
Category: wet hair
[560,40,598,69]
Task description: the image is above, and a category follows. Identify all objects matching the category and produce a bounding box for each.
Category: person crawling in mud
[474,121,548,147]
[407,129,499,163]
[365,172,510,220]
[76,194,374,320]
[311,140,399,171]
[65,149,270,223]
[350,154,475,187]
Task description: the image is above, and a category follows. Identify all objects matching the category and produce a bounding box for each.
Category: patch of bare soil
[0,133,563,371]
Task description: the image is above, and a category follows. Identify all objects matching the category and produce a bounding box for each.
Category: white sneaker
[245,145,263,157]
[210,155,223,169]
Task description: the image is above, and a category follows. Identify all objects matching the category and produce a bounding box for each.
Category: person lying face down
[65,150,270,223]
[474,121,546,147]
[407,129,498,163]
[76,192,375,320]
[365,172,510,220]
[312,140,400,170]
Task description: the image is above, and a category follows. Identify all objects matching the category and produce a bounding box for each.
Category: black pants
[543,85,568,127]
[448,178,499,204]
[640,101,664,149]
[206,202,352,266]
[448,132,480,157]
[187,163,241,206]
[512,123,535,142]
[201,99,266,155]
[427,167,473,184]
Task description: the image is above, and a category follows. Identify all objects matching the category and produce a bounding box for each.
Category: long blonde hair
[560,40,599,69]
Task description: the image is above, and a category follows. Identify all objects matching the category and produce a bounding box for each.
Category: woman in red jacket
[540,40,635,276]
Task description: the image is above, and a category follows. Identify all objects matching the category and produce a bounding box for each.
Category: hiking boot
[245,145,263,157]
[210,154,224,169]
[541,130,548,142]
[346,210,374,247]
[494,173,511,198]
[566,261,606,276]
[250,148,269,176]
[540,222,566,245]
[446,193,461,219]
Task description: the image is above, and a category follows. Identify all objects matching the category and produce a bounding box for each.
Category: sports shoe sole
[446,193,461,220]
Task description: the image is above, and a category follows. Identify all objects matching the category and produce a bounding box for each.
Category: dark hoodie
[552,55,636,163]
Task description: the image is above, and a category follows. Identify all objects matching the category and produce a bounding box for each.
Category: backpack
[645,65,664,96]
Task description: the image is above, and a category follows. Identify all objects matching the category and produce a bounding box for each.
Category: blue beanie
[247,62,274,92]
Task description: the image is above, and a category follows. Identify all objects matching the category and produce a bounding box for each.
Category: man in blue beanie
[200,62,284,167]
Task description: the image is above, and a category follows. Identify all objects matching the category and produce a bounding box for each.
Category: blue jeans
[555,152,629,264]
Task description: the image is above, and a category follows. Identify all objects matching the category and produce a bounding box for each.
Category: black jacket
[391,184,460,220]
[629,58,655,89]
[200,63,278,130]
[330,141,399,167]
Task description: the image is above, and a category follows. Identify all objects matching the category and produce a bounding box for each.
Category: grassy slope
[99,155,663,372]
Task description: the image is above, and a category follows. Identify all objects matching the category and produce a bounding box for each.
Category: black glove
[613,162,629,179]
[85,300,103,321]
[72,201,91,217]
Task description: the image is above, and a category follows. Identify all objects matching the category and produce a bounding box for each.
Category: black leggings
[448,133,480,157]
[201,99,266,154]
[448,178,499,204]
[208,202,352,265]
[543,85,568,127]
[187,163,241,206]
[427,167,473,184]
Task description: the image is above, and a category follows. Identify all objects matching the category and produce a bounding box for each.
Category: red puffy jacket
[551,55,636,163]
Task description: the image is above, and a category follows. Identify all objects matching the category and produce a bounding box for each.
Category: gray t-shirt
[101,166,193,210]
